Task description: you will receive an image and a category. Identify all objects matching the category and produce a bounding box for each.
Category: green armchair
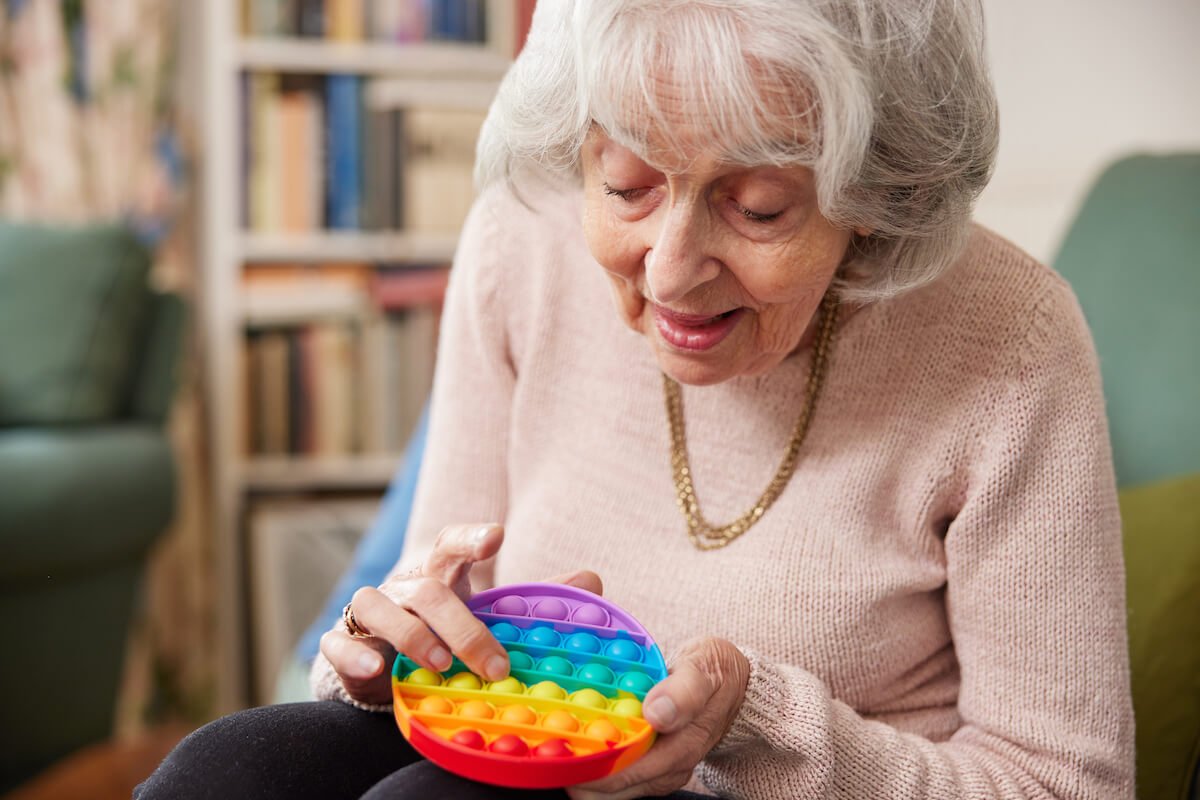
[1052,153,1200,800]
[0,222,185,792]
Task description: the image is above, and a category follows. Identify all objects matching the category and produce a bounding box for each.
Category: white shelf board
[366,75,499,111]
[240,230,459,263]
[237,38,512,78]
[242,455,401,491]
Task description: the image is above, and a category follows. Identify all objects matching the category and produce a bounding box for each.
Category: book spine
[297,0,325,37]
[324,74,362,230]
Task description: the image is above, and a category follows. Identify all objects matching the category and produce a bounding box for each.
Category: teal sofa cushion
[1052,154,1200,487]
[0,222,152,425]
[0,425,175,583]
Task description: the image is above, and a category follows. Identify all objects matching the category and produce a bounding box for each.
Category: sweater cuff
[309,652,393,714]
[710,647,777,754]
[709,647,828,757]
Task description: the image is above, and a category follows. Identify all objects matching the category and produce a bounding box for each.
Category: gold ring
[342,602,372,639]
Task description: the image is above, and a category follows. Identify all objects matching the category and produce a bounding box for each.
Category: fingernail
[356,652,382,677]
[645,696,677,729]
[485,654,509,682]
[429,646,452,671]
[474,525,494,543]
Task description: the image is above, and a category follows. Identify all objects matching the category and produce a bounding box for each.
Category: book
[277,87,324,232]
[248,73,282,231]
[363,106,400,231]
[514,0,537,56]
[308,321,359,456]
[401,106,486,233]
[326,0,366,41]
[296,0,325,37]
[371,265,450,311]
[242,263,371,326]
[247,330,291,455]
[325,74,363,229]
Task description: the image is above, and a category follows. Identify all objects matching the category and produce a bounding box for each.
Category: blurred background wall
[976,0,1200,261]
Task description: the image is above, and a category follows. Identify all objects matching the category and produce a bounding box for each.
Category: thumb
[548,569,604,597]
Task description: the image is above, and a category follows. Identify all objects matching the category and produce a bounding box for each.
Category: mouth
[652,305,744,352]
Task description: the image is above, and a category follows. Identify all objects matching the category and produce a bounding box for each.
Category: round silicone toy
[391,583,667,788]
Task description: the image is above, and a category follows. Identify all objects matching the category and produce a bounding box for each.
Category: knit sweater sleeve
[700,280,1135,798]
[310,187,517,705]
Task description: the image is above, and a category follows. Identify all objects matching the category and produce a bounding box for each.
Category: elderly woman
[140,1,1134,798]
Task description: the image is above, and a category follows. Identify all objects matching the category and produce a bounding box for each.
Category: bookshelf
[200,0,521,711]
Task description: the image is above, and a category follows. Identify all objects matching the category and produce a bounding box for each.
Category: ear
[853,226,872,237]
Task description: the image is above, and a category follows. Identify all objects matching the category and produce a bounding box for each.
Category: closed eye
[603,183,651,202]
[736,203,783,224]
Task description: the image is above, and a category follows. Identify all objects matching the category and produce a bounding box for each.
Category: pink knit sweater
[313,182,1135,798]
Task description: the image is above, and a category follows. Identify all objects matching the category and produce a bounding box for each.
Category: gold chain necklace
[663,293,839,550]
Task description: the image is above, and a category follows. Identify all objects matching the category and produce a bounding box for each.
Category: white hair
[476,0,999,302]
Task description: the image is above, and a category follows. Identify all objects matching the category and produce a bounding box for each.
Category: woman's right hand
[319,523,509,705]
[318,523,604,706]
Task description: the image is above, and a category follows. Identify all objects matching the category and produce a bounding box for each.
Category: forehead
[592,65,816,173]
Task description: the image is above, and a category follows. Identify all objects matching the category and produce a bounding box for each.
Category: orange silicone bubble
[542,709,580,734]
[498,705,538,725]
[584,718,622,742]
[417,695,454,715]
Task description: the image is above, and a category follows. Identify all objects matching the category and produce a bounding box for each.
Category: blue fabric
[294,407,430,663]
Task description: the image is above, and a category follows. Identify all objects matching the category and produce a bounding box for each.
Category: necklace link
[663,293,839,551]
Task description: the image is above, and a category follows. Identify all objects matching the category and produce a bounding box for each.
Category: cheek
[582,203,641,280]
[582,204,648,330]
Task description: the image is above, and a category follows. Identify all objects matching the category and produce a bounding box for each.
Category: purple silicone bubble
[531,597,571,620]
[570,603,611,628]
[491,595,531,617]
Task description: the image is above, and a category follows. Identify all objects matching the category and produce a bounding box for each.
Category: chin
[654,347,742,386]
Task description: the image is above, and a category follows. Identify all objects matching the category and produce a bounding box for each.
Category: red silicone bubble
[534,738,574,758]
[451,729,486,750]
[489,734,529,757]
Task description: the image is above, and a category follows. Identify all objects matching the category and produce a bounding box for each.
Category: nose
[644,203,721,305]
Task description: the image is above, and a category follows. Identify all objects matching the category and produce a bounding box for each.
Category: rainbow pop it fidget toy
[391,583,667,788]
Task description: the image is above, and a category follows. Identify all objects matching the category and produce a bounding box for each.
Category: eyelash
[736,205,783,224]
[602,183,647,202]
[603,183,782,224]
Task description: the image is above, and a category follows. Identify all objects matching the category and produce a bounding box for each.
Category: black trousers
[135,701,711,799]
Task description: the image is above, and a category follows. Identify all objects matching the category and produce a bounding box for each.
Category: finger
[421,524,504,592]
[351,586,455,673]
[568,758,694,800]
[641,656,718,734]
[319,629,394,705]
[384,578,510,682]
[546,569,604,596]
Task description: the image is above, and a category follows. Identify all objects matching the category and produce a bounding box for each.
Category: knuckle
[408,576,449,609]
[432,524,465,552]
[350,585,377,609]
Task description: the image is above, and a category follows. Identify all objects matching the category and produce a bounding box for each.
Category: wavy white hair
[476,0,999,302]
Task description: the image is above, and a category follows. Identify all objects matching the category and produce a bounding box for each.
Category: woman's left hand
[567,637,750,800]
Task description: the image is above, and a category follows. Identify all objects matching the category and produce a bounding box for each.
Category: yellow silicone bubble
[405,668,443,686]
[498,704,538,725]
[445,672,483,690]
[487,676,525,694]
[417,695,455,715]
[542,709,580,733]
[458,700,495,720]
[584,718,622,742]
[610,697,643,717]
[569,688,609,710]
[528,680,567,700]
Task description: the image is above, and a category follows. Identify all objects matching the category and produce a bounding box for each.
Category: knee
[135,705,303,799]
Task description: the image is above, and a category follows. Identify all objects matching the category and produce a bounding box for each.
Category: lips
[653,305,744,351]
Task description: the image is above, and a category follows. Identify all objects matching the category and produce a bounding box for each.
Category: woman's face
[581,128,853,386]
